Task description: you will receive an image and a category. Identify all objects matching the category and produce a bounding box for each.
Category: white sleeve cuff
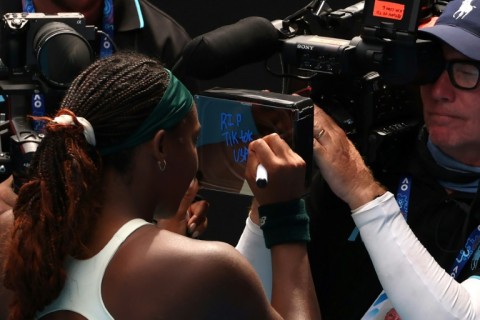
[235,216,272,300]
[351,191,393,214]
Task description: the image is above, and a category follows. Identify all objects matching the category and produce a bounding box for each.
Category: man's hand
[312,106,386,209]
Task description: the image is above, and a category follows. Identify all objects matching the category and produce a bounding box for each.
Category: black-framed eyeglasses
[445,59,480,90]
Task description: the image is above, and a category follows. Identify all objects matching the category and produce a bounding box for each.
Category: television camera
[175,0,447,184]
[268,0,447,172]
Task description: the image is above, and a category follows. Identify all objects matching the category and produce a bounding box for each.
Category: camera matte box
[195,87,313,195]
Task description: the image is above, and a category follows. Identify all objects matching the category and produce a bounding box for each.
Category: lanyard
[100,0,115,58]
[450,225,480,278]
[397,175,480,278]
[363,176,480,319]
[396,176,411,219]
[22,0,114,131]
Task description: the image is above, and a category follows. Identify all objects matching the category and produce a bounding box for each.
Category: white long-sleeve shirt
[354,192,480,320]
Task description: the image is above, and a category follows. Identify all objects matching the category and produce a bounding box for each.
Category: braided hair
[3,52,170,319]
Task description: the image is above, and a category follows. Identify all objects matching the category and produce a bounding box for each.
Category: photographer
[308,0,480,318]
[0,0,197,184]
[0,0,192,75]
[0,0,197,139]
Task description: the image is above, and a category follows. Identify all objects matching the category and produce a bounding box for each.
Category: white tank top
[36,218,151,319]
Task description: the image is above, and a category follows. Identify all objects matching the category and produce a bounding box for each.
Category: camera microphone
[172,16,280,80]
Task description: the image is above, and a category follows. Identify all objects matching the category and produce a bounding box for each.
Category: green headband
[100,69,193,155]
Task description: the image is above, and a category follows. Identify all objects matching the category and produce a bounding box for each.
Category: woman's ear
[152,129,167,161]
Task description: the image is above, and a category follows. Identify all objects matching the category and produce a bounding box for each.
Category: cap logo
[453,0,477,19]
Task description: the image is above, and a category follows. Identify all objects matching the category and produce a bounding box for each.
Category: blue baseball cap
[419,0,480,60]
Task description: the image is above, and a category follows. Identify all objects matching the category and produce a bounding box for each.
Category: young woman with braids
[0,52,320,319]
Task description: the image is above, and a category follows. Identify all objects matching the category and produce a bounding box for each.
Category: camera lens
[33,22,94,88]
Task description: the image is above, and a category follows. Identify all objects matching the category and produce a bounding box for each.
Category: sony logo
[297,44,314,50]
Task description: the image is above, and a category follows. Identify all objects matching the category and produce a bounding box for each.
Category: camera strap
[99,0,115,58]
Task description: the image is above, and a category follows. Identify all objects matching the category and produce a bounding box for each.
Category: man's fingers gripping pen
[256,164,268,188]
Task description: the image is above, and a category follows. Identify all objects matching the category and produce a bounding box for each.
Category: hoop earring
[158,159,167,172]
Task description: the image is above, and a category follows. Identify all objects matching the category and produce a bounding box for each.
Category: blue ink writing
[220,112,253,163]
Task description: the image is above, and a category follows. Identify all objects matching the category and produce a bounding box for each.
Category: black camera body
[0,12,98,188]
[1,12,96,87]
[278,0,444,85]
[273,0,444,169]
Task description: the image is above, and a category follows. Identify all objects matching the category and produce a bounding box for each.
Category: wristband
[258,198,310,249]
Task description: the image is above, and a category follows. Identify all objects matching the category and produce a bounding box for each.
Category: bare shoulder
[104,226,275,319]
[123,226,259,285]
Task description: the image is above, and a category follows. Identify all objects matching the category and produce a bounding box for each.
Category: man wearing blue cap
[308,0,480,318]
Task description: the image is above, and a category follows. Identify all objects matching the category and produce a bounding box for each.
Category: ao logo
[399,177,410,191]
[33,94,43,109]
